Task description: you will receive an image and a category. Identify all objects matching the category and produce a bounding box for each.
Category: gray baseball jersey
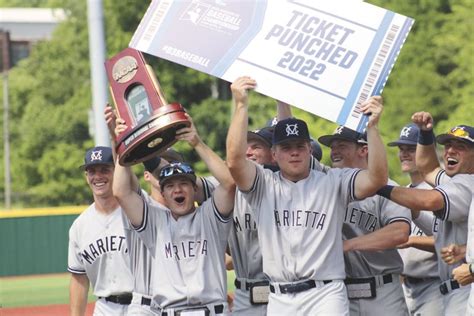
[135,195,232,309]
[467,191,474,264]
[343,179,411,277]
[242,163,359,282]
[398,182,439,279]
[68,204,134,297]
[434,171,473,281]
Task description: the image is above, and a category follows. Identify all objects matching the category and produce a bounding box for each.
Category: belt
[439,279,460,295]
[141,296,152,306]
[270,279,332,294]
[234,279,269,291]
[162,304,224,316]
[404,276,437,285]
[345,274,393,288]
[99,293,132,305]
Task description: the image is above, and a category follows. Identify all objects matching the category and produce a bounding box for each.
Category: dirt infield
[0,302,94,316]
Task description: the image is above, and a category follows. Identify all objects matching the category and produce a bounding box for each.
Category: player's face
[443,140,474,176]
[161,176,197,219]
[85,164,114,198]
[398,145,417,173]
[273,139,311,181]
[330,140,366,168]
[246,139,273,165]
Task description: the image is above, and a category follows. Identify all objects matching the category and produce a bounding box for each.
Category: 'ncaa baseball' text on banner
[130,0,414,132]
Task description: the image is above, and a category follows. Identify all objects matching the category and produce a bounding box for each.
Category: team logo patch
[90,150,103,162]
[400,126,412,138]
[285,124,299,136]
[334,126,344,135]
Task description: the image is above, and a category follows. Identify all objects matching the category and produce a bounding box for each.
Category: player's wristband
[418,129,435,145]
[469,263,474,276]
[376,185,394,199]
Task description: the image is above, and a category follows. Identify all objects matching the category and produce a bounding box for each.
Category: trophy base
[116,103,190,166]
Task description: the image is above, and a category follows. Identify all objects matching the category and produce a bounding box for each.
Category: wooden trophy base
[116,103,190,166]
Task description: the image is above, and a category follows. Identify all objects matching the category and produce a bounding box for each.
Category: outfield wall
[0,206,86,276]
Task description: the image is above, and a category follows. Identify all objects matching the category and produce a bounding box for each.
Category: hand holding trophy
[105,47,190,166]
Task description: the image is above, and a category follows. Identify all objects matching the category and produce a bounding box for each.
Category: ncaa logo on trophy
[105,48,190,166]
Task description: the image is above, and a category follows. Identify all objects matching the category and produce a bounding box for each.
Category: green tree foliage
[0,0,472,206]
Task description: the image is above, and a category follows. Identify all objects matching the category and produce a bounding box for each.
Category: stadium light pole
[1,30,11,209]
[87,0,110,147]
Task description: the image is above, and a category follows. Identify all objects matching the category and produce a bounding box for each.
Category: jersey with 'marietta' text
[243,164,360,282]
[68,204,133,297]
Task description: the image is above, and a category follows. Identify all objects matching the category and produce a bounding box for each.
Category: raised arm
[112,118,144,227]
[353,96,388,199]
[226,76,258,191]
[176,113,235,216]
[411,111,442,185]
[277,100,292,121]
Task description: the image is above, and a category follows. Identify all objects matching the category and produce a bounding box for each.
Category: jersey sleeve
[434,174,473,222]
[134,198,166,254]
[67,222,86,274]
[240,163,272,215]
[435,169,450,186]
[413,211,437,236]
[379,196,412,227]
[337,168,361,205]
[200,176,218,202]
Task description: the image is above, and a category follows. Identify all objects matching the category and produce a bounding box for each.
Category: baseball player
[68,146,134,316]
[226,76,388,315]
[377,112,474,315]
[113,117,235,315]
[318,126,411,316]
[387,123,443,315]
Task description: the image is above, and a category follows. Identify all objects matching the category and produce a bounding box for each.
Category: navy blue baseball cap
[143,156,162,173]
[247,126,274,147]
[159,162,196,186]
[310,138,323,161]
[388,123,419,147]
[318,126,367,147]
[272,117,310,145]
[80,146,114,169]
[437,125,474,146]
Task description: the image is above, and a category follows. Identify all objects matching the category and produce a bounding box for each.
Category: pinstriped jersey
[123,177,217,297]
[467,192,474,264]
[68,204,134,297]
[228,157,329,282]
[242,163,360,282]
[121,190,165,297]
[343,179,411,277]
[433,170,473,281]
[398,182,440,279]
[135,196,231,309]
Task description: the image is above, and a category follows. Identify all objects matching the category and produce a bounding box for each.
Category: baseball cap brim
[273,135,309,146]
[247,131,272,147]
[387,140,418,147]
[318,135,367,147]
[436,134,474,145]
[79,161,114,170]
[160,174,197,187]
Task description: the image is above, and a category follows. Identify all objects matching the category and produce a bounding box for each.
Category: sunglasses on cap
[159,162,195,182]
[449,127,474,142]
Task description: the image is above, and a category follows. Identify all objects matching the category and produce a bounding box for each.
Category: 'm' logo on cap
[285,124,299,136]
[90,150,103,162]
[400,126,412,138]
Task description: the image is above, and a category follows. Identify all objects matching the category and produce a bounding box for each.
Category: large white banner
[130,0,414,132]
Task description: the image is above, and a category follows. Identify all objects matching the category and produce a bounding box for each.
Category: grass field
[0,271,236,308]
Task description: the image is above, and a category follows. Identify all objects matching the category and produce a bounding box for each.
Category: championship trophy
[105,48,190,166]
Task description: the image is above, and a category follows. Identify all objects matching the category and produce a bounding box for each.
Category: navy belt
[234,279,269,291]
[162,304,224,316]
[99,293,132,305]
[270,280,332,294]
[141,296,151,306]
[345,274,393,286]
[439,279,460,295]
